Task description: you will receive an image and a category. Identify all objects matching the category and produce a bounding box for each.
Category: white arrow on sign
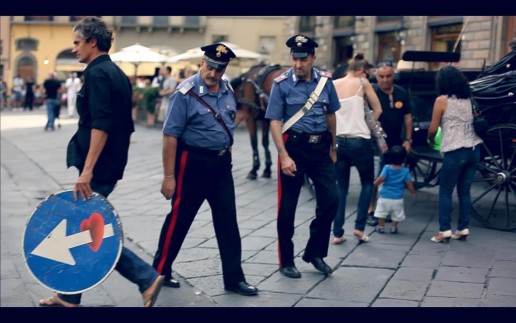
[31,219,114,265]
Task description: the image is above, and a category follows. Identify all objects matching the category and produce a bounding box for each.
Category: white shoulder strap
[281,76,328,134]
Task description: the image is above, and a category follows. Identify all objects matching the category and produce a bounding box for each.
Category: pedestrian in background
[265,34,340,279]
[332,52,382,244]
[428,65,483,243]
[12,73,24,109]
[156,65,177,123]
[0,79,8,109]
[367,61,414,227]
[42,72,61,131]
[65,72,81,117]
[23,76,35,111]
[153,43,258,296]
[39,16,164,308]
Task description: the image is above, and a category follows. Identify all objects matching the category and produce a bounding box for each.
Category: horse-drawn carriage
[400,50,516,232]
[231,50,515,232]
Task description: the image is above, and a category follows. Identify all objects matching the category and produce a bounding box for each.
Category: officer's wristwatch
[331,144,338,151]
[405,138,412,143]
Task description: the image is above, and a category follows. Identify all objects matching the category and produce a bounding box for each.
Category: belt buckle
[218,149,227,156]
[308,135,321,144]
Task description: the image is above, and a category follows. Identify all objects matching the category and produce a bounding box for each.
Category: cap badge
[215,45,228,57]
[295,35,307,47]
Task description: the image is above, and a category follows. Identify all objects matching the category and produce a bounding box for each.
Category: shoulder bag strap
[470,96,480,116]
[187,90,234,146]
[281,76,328,134]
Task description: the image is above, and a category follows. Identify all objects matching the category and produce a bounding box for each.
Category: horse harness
[237,64,284,112]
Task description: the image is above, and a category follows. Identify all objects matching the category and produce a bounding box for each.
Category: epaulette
[178,81,195,95]
[318,70,333,79]
[274,72,288,83]
[223,78,234,93]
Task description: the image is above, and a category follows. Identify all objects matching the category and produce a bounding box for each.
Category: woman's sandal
[353,230,369,244]
[332,236,347,245]
[39,295,79,307]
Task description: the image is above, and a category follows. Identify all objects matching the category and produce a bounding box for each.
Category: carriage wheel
[407,155,441,190]
[471,124,516,231]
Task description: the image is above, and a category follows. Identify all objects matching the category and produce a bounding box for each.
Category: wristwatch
[331,144,338,151]
[405,138,412,143]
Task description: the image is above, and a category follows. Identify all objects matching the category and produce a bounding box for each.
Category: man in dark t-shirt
[43,72,62,130]
[367,62,414,226]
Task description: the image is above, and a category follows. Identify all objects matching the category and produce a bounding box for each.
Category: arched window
[16,55,36,81]
[16,38,38,51]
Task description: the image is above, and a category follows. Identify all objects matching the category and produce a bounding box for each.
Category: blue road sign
[22,190,123,294]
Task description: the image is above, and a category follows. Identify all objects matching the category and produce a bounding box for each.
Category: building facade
[298,16,515,71]
[2,16,514,90]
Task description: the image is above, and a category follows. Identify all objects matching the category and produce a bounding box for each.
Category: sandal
[353,230,369,243]
[39,295,79,307]
[390,227,398,234]
[142,275,164,307]
[332,236,347,245]
[376,226,385,234]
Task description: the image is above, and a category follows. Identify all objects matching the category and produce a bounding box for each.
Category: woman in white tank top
[331,53,382,244]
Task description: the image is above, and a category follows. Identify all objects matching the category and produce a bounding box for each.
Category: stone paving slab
[2,110,516,309]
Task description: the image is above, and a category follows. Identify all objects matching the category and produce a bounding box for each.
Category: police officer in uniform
[152,43,258,296]
[265,34,340,279]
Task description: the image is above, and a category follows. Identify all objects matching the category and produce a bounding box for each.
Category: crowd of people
[31,16,483,307]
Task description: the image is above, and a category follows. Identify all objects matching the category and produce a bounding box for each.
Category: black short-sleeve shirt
[374,84,412,148]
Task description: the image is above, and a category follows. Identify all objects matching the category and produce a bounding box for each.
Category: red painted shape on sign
[80,213,105,251]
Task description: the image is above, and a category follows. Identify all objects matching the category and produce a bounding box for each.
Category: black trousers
[277,131,339,268]
[153,147,245,288]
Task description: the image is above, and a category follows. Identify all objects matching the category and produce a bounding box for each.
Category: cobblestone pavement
[2,108,515,309]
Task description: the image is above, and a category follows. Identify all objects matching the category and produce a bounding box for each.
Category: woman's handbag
[471,96,489,137]
[364,100,388,154]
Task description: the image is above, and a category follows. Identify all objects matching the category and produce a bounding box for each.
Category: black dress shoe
[163,275,180,288]
[279,266,301,278]
[303,256,333,274]
[225,281,258,296]
[367,213,378,226]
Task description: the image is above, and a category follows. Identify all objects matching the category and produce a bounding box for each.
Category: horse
[231,64,290,179]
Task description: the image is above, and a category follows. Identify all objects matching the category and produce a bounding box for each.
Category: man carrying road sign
[32,16,164,307]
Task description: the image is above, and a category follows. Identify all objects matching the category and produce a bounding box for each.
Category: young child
[373,145,417,234]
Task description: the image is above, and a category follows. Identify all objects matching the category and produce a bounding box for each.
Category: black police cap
[286,34,318,58]
[200,43,236,70]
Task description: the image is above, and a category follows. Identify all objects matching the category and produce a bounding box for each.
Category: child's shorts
[374,197,406,222]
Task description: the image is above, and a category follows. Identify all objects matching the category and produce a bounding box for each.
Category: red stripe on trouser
[277,132,289,268]
[156,151,188,274]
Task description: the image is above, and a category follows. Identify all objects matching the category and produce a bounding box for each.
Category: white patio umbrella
[167,42,261,64]
[110,43,168,78]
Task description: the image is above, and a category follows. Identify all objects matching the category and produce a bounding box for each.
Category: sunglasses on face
[377,61,394,68]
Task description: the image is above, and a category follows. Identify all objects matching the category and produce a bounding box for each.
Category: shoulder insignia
[178,81,194,95]
[319,70,332,79]
[274,72,288,83]
[223,78,234,93]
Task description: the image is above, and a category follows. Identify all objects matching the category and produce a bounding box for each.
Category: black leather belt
[183,144,231,156]
[288,129,327,144]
